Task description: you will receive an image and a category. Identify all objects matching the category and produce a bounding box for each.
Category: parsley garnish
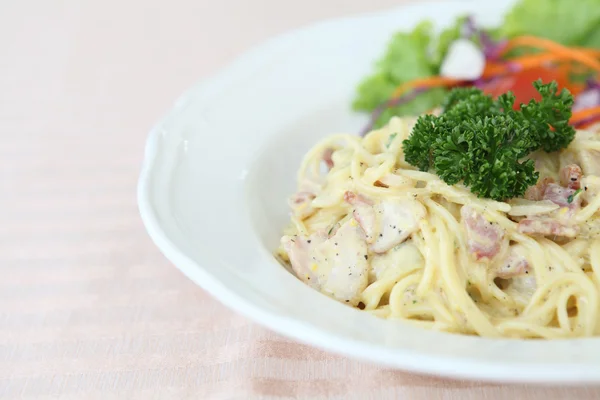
[567,189,583,204]
[402,80,575,201]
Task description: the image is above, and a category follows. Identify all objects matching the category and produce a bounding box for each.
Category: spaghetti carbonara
[277,116,600,339]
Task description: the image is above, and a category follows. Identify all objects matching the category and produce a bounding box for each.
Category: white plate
[138,0,600,384]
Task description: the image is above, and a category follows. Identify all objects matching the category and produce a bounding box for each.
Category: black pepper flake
[585,186,588,191]
[335,242,338,246]
[336,253,339,256]
[364,255,368,260]
[307,240,311,243]
[525,270,529,274]
[345,300,349,302]
[393,225,396,229]
[379,233,383,237]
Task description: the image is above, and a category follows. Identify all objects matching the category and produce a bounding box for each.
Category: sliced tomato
[480,66,584,108]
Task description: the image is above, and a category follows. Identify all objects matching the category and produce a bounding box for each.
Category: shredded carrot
[391,76,463,97]
[571,106,600,124]
[482,53,560,78]
[577,48,600,57]
[383,36,599,121]
[502,36,600,72]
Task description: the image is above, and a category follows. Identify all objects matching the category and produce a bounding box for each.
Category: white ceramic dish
[138,0,600,384]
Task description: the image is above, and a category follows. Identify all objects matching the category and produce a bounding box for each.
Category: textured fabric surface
[2,0,600,398]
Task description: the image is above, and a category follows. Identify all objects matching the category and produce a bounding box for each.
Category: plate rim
[137,0,600,384]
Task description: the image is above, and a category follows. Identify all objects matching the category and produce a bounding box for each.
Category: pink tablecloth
[2,0,600,398]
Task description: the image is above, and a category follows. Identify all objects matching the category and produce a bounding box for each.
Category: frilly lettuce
[353,0,600,128]
[352,20,465,128]
[500,0,600,46]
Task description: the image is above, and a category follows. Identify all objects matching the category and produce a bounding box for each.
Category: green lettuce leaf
[582,28,600,48]
[500,0,600,47]
[352,19,466,128]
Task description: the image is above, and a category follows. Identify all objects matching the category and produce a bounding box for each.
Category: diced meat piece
[317,221,369,305]
[461,205,507,261]
[492,246,537,305]
[288,192,317,220]
[281,231,327,289]
[559,164,583,190]
[323,148,334,170]
[494,246,530,279]
[518,183,582,238]
[344,191,425,253]
[344,191,375,240]
[369,241,423,282]
[543,183,582,209]
[518,218,579,237]
[281,221,369,306]
[524,177,554,201]
[371,200,424,253]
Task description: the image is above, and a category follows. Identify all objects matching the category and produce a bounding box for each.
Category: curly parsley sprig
[402,80,575,201]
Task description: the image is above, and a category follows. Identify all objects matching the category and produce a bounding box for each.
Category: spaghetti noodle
[278,118,600,339]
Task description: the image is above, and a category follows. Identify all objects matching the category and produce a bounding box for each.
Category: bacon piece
[518,183,582,238]
[492,245,537,305]
[281,220,369,305]
[518,218,579,237]
[281,232,327,289]
[461,205,507,261]
[318,221,369,305]
[344,191,375,241]
[524,177,555,201]
[288,191,317,220]
[495,249,530,279]
[323,148,334,170]
[344,191,425,253]
[543,183,581,208]
[559,164,583,190]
